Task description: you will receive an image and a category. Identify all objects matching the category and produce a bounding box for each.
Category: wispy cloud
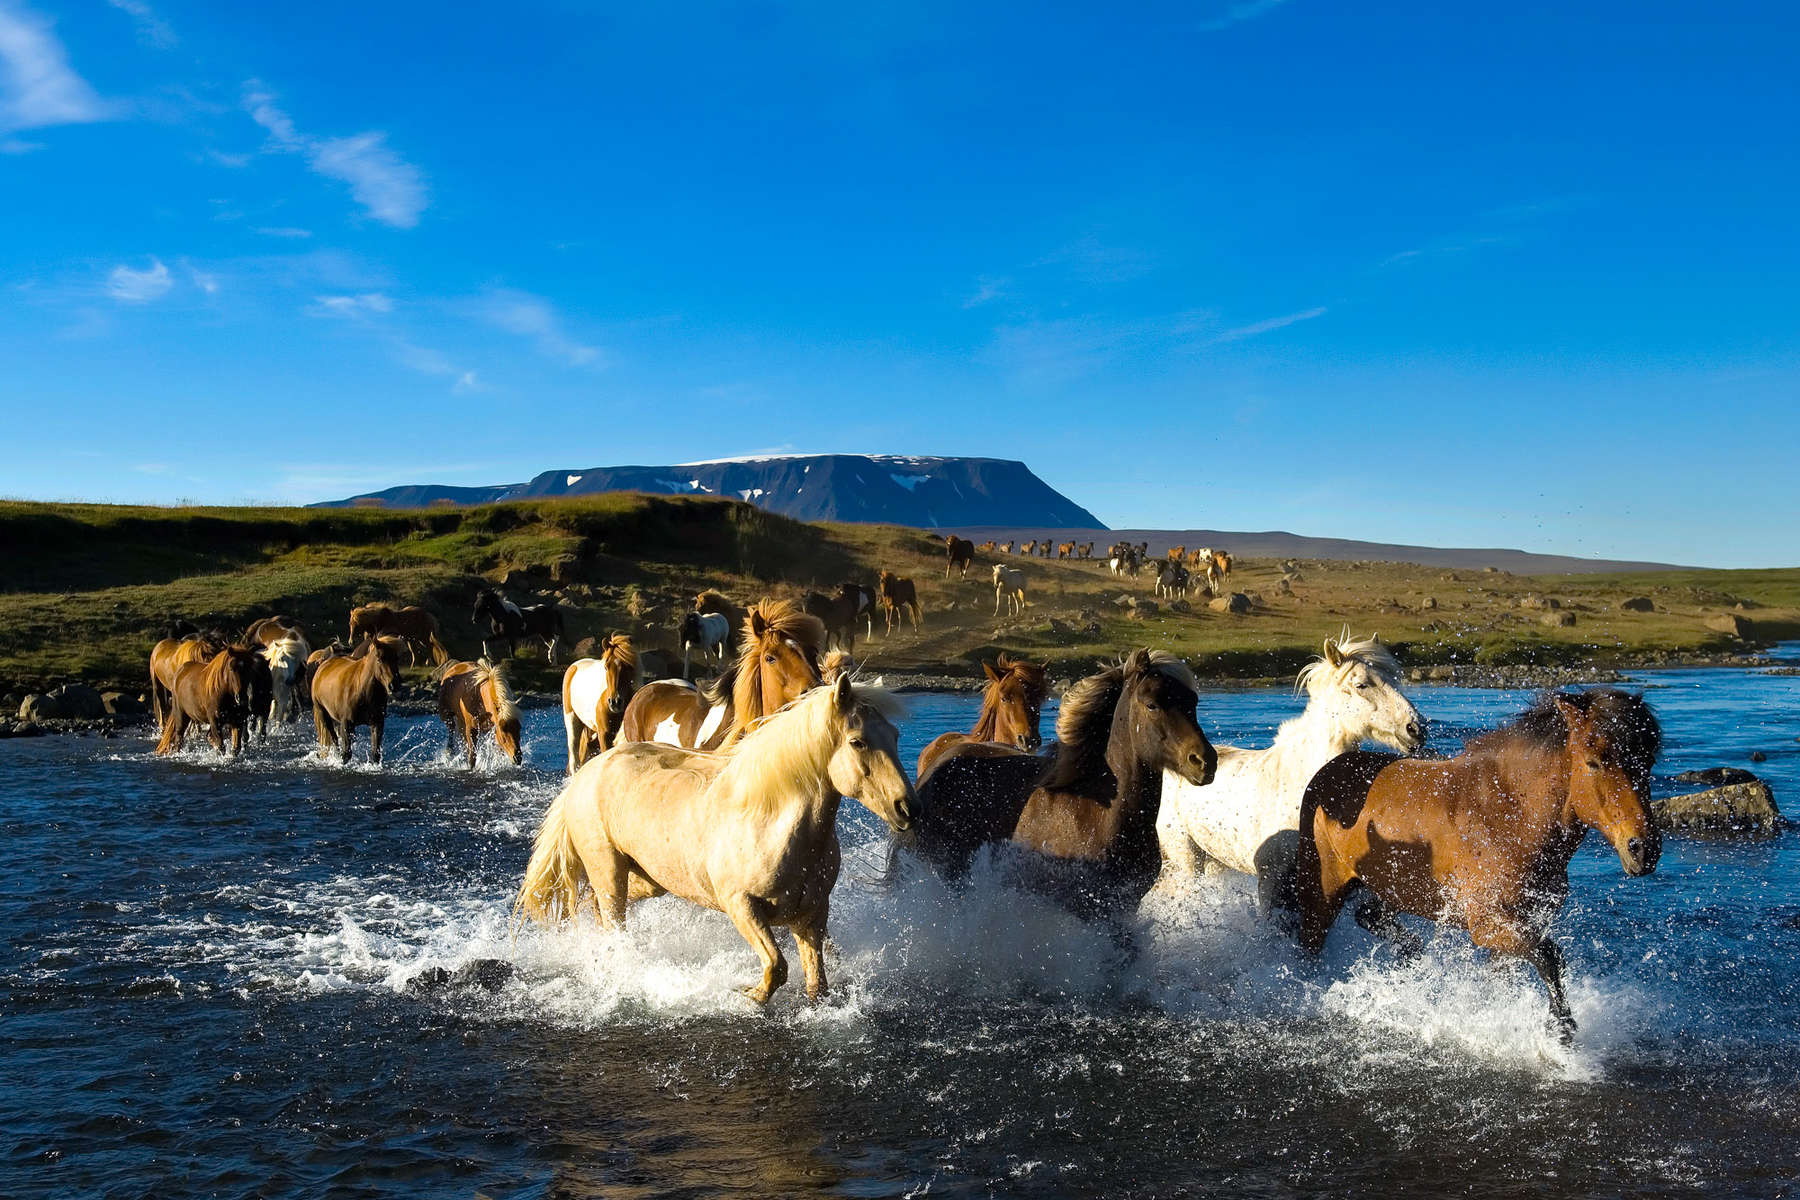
[1211,305,1326,343]
[474,287,602,366]
[1036,235,1155,285]
[107,257,173,303]
[106,0,175,48]
[0,0,115,139]
[962,275,1008,308]
[308,292,393,318]
[984,310,1215,388]
[183,260,217,295]
[255,225,312,239]
[243,83,428,228]
[1195,0,1291,33]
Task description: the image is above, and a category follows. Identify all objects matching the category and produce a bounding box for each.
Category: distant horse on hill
[945,535,976,580]
[472,589,563,664]
[679,610,731,677]
[992,564,1027,616]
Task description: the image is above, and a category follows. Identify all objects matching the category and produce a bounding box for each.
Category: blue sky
[2,0,1796,566]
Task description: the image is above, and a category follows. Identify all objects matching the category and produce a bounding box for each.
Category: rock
[1750,750,1767,763]
[1209,592,1252,615]
[1169,599,1191,614]
[101,691,147,716]
[1706,613,1753,639]
[1674,767,1759,787]
[1129,600,1159,619]
[1653,779,1782,840]
[1428,665,1455,681]
[18,693,60,721]
[451,959,516,990]
[1542,612,1576,627]
[1417,595,1436,610]
[572,636,599,659]
[47,684,107,719]
[548,555,580,584]
[1274,579,1294,598]
[1619,597,1655,613]
[404,967,453,995]
[1483,566,1501,574]
[0,721,46,738]
[1114,594,1136,609]
[1518,595,1560,611]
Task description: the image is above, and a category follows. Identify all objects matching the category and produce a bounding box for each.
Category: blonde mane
[724,598,826,741]
[1296,629,1400,696]
[712,682,905,815]
[475,660,520,727]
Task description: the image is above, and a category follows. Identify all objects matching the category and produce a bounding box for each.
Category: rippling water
[4,658,1798,1197]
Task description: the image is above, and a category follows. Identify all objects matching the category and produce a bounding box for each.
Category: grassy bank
[1,494,1795,695]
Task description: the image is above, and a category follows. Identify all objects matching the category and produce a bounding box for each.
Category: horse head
[731,599,825,730]
[1117,649,1214,787]
[602,632,638,719]
[1302,631,1426,753]
[1554,691,1661,877]
[825,675,916,833]
[984,653,1047,752]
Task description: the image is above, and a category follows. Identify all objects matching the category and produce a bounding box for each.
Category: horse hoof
[738,986,771,1006]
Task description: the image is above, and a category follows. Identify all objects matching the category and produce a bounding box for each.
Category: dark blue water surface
[4,657,1798,1198]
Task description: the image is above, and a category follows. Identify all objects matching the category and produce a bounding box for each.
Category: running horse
[561,633,639,773]
[803,582,875,652]
[154,643,261,757]
[473,589,564,664]
[904,650,1216,920]
[1290,689,1661,1041]
[945,535,975,580]
[678,610,731,676]
[695,591,747,652]
[347,603,449,666]
[914,653,1048,782]
[311,635,407,765]
[149,631,222,731]
[878,570,922,634]
[617,598,825,750]
[437,659,524,768]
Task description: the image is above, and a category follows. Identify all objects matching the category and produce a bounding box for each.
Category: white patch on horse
[652,715,685,746]
[695,702,728,746]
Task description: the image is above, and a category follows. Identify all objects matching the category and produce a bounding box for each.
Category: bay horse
[679,610,731,676]
[904,650,1216,920]
[992,563,1027,616]
[561,633,639,773]
[1291,689,1661,1041]
[149,633,220,730]
[617,598,824,750]
[915,653,1048,782]
[945,535,975,580]
[311,635,407,765]
[878,569,922,634]
[516,677,915,1004]
[473,589,563,664]
[1152,634,1424,908]
[155,644,261,757]
[347,603,448,666]
[437,659,524,768]
[802,583,867,653]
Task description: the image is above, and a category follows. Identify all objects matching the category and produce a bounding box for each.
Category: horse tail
[427,631,449,666]
[514,786,587,928]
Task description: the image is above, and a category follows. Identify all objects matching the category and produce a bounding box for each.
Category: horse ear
[983,659,1003,683]
[1324,638,1345,667]
[1551,692,1584,728]
[834,672,854,711]
[750,607,770,637]
[1124,648,1151,676]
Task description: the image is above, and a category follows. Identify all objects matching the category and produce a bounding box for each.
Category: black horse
[472,589,564,664]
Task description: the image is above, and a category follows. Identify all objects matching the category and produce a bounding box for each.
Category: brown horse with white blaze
[437,660,524,768]
[312,635,407,764]
[915,653,1049,782]
[1291,689,1662,1041]
[155,644,262,757]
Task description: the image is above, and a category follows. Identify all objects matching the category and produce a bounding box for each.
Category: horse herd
[140,580,1663,1039]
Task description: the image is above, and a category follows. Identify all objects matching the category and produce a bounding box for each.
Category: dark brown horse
[878,570,922,634]
[437,659,523,768]
[311,635,407,764]
[155,644,261,757]
[348,603,448,665]
[915,654,1049,783]
[1291,689,1662,1041]
[905,650,1216,919]
[945,535,975,579]
[802,582,869,652]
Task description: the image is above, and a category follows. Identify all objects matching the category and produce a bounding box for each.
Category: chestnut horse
[155,644,261,757]
[348,604,448,666]
[904,650,1216,920]
[1291,689,1661,1041]
[1057,541,1076,559]
[437,660,524,768]
[915,654,1048,783]
[878,570,922,634]
[311,635,407,764]
[149,633,220,730]
[617,599,824,750]
[561,633,639,773]
[945,535,976,579]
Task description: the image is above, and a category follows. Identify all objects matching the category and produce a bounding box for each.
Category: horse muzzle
[1016,732,1042,752]
[1178,743,1217,787]
[889,794,916,833]
[1620,834,1661,877]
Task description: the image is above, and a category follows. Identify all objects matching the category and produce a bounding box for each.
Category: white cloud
[106,0,175,48]
[1195,0,1291,33]
[255,225,312,239]
[0,0,115,136]
[243,83,428,228]
[308,292,393,318]
[475,287,601,366]
[453,370,482,394]
[107,257,173,303]
[1212,305,1327,343]
[184,261,217,294]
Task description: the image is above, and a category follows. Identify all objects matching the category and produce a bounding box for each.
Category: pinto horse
[617,598,824,751]
[945,535,976,580]
[904,650,1216,919]
[878,570,922,634]
[915,653,1048,783]
[473,589,564,664]
[437,659,524,768]
[311,635,407,765]
[244,615,307,649]
[1291,689,1661,1041]
[348,604,448,666]
[155,644,261,757]
[679,610,731,677]
[560,633,639,773]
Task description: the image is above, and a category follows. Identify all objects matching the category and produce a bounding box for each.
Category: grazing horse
[992,563,1027,616]
[878,570,922,634]
[1291,690,1661,1041]
[679,610,731,676]
[516,678,916,1004]
[347,604,447,666]
[149,633,220,730]
[618,599,825,751]
[473,589,564,664]
[155,644,261,757]
[561,633,639,773]
[437,659,524,768]
[695,591,747,651]
[262,634,312,725]
[915,654,1048,782]
[1155,562,1190,599]
[1077,542,1094,560]
[904,651,1216,919]
[802,584,867,653]
[945,535,976,580]
[311,635,406,765]
[1152,634,1425,907]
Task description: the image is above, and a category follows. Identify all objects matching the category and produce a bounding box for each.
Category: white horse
[262,634,311,724]
[679,610,730,678]
[992,564,1027,616]
[1150,632,1425,908]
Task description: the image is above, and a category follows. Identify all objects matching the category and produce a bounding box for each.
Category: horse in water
[311,635,407,765]
[878,570,922,634]
[905,650,1216,919]
[437,660,524,768]
[149,633,221,731]
[1291,689,1661,1041]
[945,535,976,580]
[678,610,731,677]
[915,654,1048,782]
[618,599,824,750]
[347,604,448,666]
[261,634,312,726]
[473,589,563,664]
[155,644,261,757]
[1152,633,1425,909]
[561,633,639,773]
[516,677,916,1005]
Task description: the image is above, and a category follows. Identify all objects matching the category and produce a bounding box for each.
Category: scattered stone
[0,720,47,738]
[1750,750,1767,763]
[451,959,516,990]
[1653,777,1782,840]
[18,694,54,721]
[1417,595,1436,610]
[1169,599,1192,614]
[1428,665,1455,682]
[1674,767,1759,787]
[1114,594,1136,609]
[1209,592,1252,615]
[101,691,148,716]
[1128,600,1159,620]
[1619,597,1656,613]
[572,636,599,658]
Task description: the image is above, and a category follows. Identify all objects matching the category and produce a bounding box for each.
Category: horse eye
[849,737,867,750]
[764,654,776,664]
[1586,758,1601,770]
[1354,681,1370,690]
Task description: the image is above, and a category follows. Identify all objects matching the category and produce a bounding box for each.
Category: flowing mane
[727,598,825,733]
[1037,651,1195,798]
[1295,630,1401,696]
[599,632,637,673]
[475,660,520,728]
[1466,688,1662,773]
[713,683,906,815]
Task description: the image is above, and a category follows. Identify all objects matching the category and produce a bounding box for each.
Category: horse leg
[208,719,226,756]
[793,904,830,1001]
[313,704,333,756]
[1353,895,1424,961]
[1149,804,1203,899]
[339,719,354,764]
[724,895,788,1004]
[1295,831,1355,957]
[464,717,477,769]
[1468,918,1575,1043]
[369,715,385,766]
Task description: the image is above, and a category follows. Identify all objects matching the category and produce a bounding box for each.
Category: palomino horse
[915,654,1048,782]
[347,603,447,666]
[149,633,220,730]
[473,589,563,664]
[878,570,922,634]
[437,659,524,768]
[516,677,916,1004]
[155,644,261,757]
[679,610,731,676]
[618,599,824,750]
[1151,633,1425,908]
[905,651,1216,919]
[1291,689,1661,1041]
[977,541,997,553]
[561,633,639,773]
[1000,541,1015,554]
[992,564,1027,616]
[311,635,407,764]
[262,634,312,725]
[1023,539,1039,557]
[945,535,976,580]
